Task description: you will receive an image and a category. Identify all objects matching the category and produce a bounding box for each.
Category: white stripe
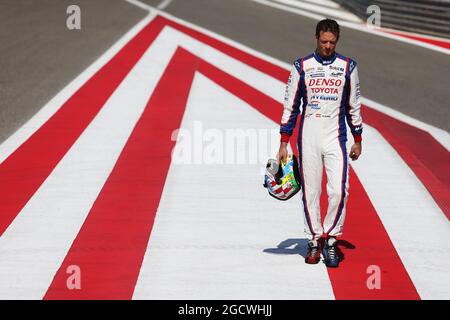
[349,125,450,299]
[0,13,157,165]
[0,30,178,299]
[133,74,335,299]
[248,0,450,55]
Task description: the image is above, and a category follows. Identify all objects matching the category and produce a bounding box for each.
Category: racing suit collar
[313,50,337,65]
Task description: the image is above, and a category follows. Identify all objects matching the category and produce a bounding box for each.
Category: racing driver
[277,19,363,268]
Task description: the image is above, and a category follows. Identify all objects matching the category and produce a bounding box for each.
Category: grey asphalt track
[0,0,146,144]
[1,0,448,147]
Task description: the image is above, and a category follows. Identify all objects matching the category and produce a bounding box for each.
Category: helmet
[263,154,301,201]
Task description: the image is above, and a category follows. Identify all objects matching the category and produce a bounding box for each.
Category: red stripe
[44,48,197,299]
[274,187,284,194]
[283,187,292,194]
[320,169,420,299]
[362,105,450,219]
[0,17,166,236]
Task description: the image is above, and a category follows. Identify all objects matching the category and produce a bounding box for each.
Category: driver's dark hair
[316,19,340,40]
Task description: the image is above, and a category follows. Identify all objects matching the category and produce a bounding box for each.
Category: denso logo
[308,78,342,86]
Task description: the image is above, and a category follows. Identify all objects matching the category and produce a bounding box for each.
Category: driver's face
[316,31,338,58]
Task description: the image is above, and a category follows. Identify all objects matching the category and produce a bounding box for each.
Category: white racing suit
[280,51,363,241]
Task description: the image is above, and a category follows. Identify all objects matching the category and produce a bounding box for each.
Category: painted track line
[351,125,450,299]
[45,47,194,300]
[360,97,450,152]
[0,15,165,237]
[363,105,450,218]
[320,165,420,299]
[0,17,172,299]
